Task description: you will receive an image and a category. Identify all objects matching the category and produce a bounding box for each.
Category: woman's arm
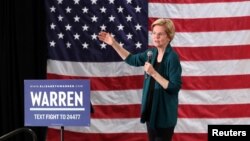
[144,62,169,89]
[98,31,130,60]
[144,53,182,91]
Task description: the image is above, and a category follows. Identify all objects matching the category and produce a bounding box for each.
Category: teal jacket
[125,44,182,128]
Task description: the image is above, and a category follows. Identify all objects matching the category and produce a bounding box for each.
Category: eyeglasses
[151,32,167,37]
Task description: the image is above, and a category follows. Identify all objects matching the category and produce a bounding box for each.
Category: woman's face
[151,25,170,48]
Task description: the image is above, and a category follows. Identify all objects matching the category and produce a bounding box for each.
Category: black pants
[146,122,174,141]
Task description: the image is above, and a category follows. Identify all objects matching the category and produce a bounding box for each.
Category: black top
[145,61,161,122]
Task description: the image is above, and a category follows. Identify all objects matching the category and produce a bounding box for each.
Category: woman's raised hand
[98,31,115,46]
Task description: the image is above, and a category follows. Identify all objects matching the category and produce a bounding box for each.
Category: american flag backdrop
[45,0,250,141]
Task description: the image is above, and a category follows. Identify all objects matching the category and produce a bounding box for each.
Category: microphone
[145,51,153,79]
[147,50,153,62]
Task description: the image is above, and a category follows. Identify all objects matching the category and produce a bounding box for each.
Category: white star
[127,0,132,4]
[66,7,72,13]
[82,7,88,13]
[74,15,80,22]
[117,24,124,31]
[126,15,132,22]
[91,33,98,40]
[126,33,133,40]
[109,15,115,22]
[74,33,80,40]
[58,15,63,21]
[91,15,98,22]
[100,24,107,31]
[66,42,71,48]
[117,6,124,13]
[82,24,89,31]
[65,24,72,31]
[100,6,106,13]
[119,42,124,47]
[135,42,142,48]
[135,23,142,30]
[110,33,115,38]
[49,41,56,47]
[50,6,56,12]
[73,0,80,4]
[91,0,98,4]
[82,42,89,49]
[58,33,64,39]
[135,6,141,13]
[108,0,115,4]
[50,23,56,29]
[57,0,63,4]
[100,43,107,49]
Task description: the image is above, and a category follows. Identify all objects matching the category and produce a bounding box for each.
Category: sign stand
[60,126,64,141]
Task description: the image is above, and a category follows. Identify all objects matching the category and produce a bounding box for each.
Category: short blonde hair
[151,18,175,41]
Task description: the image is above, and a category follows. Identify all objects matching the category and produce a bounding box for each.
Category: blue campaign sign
[24,79,90,126]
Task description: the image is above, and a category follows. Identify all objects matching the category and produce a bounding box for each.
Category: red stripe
[47,74,250,90]
[46,128,207,141]
[46,128,148,141]
[47,73,144,90]
[149,16,250,32]
[91,104,140,119]
[173,45,250,61]
[178,104,250,118]
[91,103,250,119]
[182,75,250,90]
[173,133,206,141]
[48,74,250,91]
[149,0,248,4]
[90,104,250,119]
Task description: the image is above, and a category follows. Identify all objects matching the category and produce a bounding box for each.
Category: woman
[98,18,182,141]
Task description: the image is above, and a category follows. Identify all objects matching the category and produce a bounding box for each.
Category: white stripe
[181,59,250,76]
[91,90,142,105]
[149,2,250,19]
[149,30,250,47]
[179,89,250,105]
[92,89,250,105]
[175,118,250,133]
[47,59,144,77]
[49,118,147,133]
[30,108,85,111]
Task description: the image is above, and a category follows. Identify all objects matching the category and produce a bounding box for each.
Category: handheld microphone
[147,50,153,62]
[145,51,153,79]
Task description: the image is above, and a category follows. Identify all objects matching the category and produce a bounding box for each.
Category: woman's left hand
[144,62,155,76]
